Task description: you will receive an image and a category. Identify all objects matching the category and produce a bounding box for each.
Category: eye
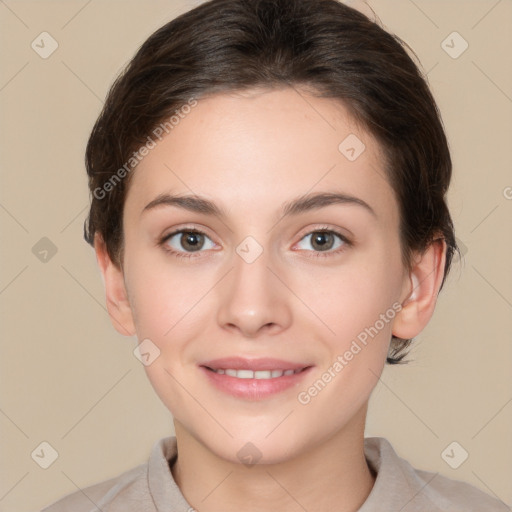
[160,228,215,258]
[295,228,351,257]
[159,226,352,260]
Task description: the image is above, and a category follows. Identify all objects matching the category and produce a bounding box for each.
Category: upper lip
[200,357,311,371]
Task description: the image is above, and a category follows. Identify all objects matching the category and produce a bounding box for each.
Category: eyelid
[294,224,352,243]
[160,224,351,245]
[159,223,353,258]
[160,223,217,243]
[158,226,217,260]
[291,225,352,255]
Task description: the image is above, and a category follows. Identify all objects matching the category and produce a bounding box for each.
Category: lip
[199,357,314,401]
[200,357,309,371]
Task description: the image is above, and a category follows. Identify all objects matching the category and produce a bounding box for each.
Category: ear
[392,238,447,340]
[94,233,136,337]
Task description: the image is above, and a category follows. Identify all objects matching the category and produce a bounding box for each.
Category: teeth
[211,368,303,379]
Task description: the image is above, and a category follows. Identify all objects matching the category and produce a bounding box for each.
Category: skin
[95,87,446,512]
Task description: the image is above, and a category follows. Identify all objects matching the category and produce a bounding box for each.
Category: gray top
[41,436,509,511]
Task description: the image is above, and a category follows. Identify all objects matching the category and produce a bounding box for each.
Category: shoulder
[40,462,149,512]
[362,437,509,512]
[39,436,179,512]
[412,465,509,512]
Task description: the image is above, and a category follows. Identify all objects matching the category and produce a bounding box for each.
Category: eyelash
[158,225,353,260]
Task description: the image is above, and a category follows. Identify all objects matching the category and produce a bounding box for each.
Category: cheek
[125,257,215,374]
[294,266,400,422]
[294,251,402,346]
[125,246,197,335]
[126,263,210,413]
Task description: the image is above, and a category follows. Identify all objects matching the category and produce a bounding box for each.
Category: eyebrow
[141,191,377,219]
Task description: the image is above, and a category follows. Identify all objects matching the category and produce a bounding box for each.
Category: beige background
[1,0,511,510]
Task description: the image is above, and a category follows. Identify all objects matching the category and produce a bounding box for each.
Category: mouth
[199,357,314,400]
[203,366,309,379]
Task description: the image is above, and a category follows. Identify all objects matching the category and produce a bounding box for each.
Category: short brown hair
[84,0,459,364]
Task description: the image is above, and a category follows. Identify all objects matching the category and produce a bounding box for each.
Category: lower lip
[200,366,313,400]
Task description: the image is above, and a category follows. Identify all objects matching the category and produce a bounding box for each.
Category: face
[113,88,413,464]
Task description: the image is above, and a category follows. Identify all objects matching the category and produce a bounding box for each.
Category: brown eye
[310,232,336,251]
[179,232,205,252]
[162,229,215,257]
[296,230,348,254]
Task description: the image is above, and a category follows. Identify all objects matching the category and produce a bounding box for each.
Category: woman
[42,0,508,510]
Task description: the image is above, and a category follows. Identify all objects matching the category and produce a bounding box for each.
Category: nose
[216,246,293,338]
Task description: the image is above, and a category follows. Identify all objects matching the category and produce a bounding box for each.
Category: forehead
[125,87,396,223]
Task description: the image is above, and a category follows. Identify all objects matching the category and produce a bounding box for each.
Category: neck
[170,404,376,512]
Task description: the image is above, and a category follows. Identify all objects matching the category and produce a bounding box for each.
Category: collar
[147,435,431,512]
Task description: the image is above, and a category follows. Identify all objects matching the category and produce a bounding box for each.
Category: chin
[205,432,306,467]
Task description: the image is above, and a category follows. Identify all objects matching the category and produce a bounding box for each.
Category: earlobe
[392,239,447,340]
[94,233,136,337]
